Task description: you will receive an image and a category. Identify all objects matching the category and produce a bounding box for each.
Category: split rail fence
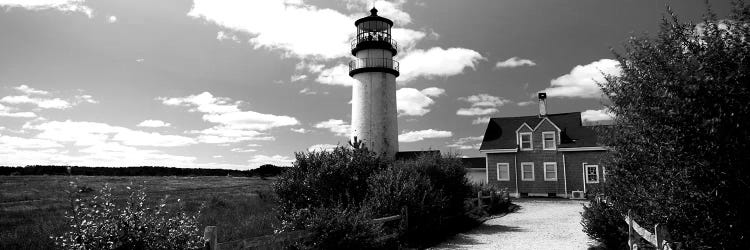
[594,196,682,250]
[203,191,507,250]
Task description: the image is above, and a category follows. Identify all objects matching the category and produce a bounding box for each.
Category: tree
[598,2,750,248]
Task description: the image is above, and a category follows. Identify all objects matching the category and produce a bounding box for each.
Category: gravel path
[432,198,599,250]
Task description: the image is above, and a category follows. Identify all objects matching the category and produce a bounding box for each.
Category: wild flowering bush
[275,146,479,248]
[54,183,203,250]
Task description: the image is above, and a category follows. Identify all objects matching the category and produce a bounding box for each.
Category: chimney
[538,92,547,116]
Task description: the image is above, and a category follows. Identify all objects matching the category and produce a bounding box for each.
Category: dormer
[515,123,533,151]
[533,117,562,151]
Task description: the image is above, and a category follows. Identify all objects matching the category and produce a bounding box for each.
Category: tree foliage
[599,2,750,248]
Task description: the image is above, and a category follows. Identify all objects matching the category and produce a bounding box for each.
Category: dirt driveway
[432,198,599,250]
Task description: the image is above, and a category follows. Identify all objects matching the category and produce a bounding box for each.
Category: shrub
[299,206,384,250]
[580,199,628,249]
[598,2,750,248]
[467,184,511,217]
[54,183,203,250]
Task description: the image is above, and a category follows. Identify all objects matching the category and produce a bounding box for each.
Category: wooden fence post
[204,226,217,250]
[627,210,634,250]
[477,191,482,208]
[655,223,670,250]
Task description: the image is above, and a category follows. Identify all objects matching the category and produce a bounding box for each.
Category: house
[461,157,487,184]
[479,93,607,198]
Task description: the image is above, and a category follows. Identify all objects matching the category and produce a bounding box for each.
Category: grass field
[0,175,278,250]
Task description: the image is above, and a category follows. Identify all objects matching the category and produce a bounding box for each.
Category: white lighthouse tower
[349,8,399,159]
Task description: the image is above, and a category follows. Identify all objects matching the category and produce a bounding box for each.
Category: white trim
[519,132,533,151]
[543,162,558,181]
[558,147,607,152]
[532,117,562,132]
[562,154,568,197]
[602,167,607,182]
[479,148,518,153]
[542,131,556,150]
[496,163,510,181]
[514,123,533,133]
[585,164,600,183]
[520,162,534,181]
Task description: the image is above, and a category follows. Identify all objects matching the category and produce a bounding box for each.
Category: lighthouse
[349,8,399,159]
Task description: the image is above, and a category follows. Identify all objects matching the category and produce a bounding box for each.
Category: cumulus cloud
[471,116,490,125]
[14,85,48,95]
[541,59,621,98]
[298,88,317,95]
[495,57,536,68]
[396,87,444,116]
[107,15,117,23]
[314,119,350,137]
[398,129,452,143]
[0,0,93,17]
[137,119,171,128]
[291,74,308,82]
[290,128,309,133]
[0,134,63,149]
[216,31,241,42]
[308,144,338,152]
[248,154,294,167]
[581,108,615,122]
[446,135,483,150]
[26,120,196,147]
[159,92,298,143]
[188,0,354,59]
[398,47,484,82]
[345,0,411,25]
[315,64,358,86]
[1,95,71,109]
[0,103,36,118]
[456,94,511,116]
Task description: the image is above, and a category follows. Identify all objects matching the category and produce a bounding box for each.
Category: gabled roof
[479,112,604,150]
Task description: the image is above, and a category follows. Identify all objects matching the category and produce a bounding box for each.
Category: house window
[542,132,556,150]
[497,163,510,181]
[586,165,599,183]
[521,162,534,181]
[519,132,532,150]
[544,162,557,181]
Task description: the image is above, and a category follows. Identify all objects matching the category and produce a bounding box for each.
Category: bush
[598,2,750,248]
[467,184,511,217]
[54,183,203,250]
[275,147,479,248]
[580,199,628,249]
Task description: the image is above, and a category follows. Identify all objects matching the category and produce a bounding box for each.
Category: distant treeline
[0,164,289,177]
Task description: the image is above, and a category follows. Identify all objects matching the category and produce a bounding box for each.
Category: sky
[0,0,734,169]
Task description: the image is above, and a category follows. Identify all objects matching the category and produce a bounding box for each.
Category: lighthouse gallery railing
[348,58,399,75]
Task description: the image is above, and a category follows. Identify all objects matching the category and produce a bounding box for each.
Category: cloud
[446,135,483,150]
[26,120,196,147]
[1,95,71,109]
[472,116,490,125]
[541,59,621,98]
[344,0,411,25]
[299,88,317,95]
[398,47,484,82]
[0,0,93,17]
[74,94,98,104]
[456,94,511,116]
[188,0,354,59]
[290,128,309,133]
[159,92,298,143]
[14,85,48,95]
[517,101,535,107]
[398,129,452,143]
[581,108,615,122]
[495,57,536,68]
[315,64,358,86]
[137,119,171,128]
[230,147,257,153]
[216,31,241,42]
[248,154,294,167]
[0,134,63,149]
[396,87,444,116]
[107,15,117,23]
[308,144,338,152]
[314,119,350,137]
[291,74,308,82]
[0,103,36,118]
